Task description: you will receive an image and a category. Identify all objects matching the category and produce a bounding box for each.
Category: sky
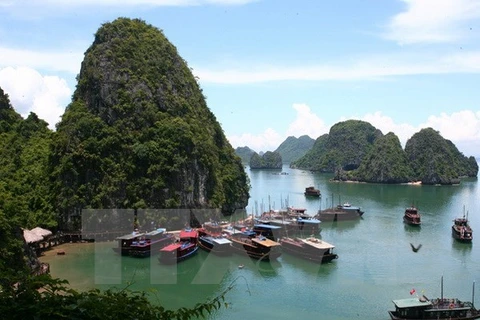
[1,0,480,157]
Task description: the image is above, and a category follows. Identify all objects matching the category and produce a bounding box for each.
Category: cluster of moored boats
[403,205,474,242]
[112,205,366,265]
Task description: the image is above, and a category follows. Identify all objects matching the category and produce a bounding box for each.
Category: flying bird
[410,243,422,252]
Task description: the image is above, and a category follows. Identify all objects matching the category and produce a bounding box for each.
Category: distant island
[290,120,478,185]
[250,151,282,169]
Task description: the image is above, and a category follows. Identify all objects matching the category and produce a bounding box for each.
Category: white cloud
[193,50,480,84]
[0,47,83,74]
[0,66,71,130]
[228,128,283,153]
[285,103,328,139]
[384,0,480,44]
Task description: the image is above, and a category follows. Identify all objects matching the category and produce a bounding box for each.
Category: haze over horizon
[1,0,480,158]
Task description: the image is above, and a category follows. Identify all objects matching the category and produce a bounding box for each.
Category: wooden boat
[257,207,322,235]
[197,221,233,255]
[252,224,283,241]
[452,208,473,242]
[198,235,232,256]
[226,229,282,261]
[304,186,321,197]
[403,206,421,226]
[316,205,364,221]
[129,228,175,257]
[112,231,144,256]
[158,228,199,264]
[280,236,338,263]
[388,277,479,319]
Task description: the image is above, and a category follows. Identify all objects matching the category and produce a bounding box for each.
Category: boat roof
[300,237,335,249]
[254,224,283,230]
[115,232,144,240]
[179,228,198,238]
[145,228,166,236]
[297,218,321,224]
[252,237,281,247]
[392,298,432,308]
[205,237,232,245]
[160,243,182,252]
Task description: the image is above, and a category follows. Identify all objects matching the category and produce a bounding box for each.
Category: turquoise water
[41,166,480,319]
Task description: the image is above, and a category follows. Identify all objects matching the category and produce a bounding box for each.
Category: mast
[473,280,476,309]
[441,275,443,300]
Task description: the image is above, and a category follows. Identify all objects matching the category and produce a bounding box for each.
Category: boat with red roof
[158,227,199,264]
[129,228,175,257]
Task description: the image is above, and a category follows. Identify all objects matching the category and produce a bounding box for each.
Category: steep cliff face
[50,18,249,226]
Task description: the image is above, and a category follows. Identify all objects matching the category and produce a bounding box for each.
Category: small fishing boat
[403,206,421,226]
[304,186,321,197]
[452,207,473,242]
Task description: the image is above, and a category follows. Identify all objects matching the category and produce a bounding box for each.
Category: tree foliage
[49,17,249,229]
[0,274,230,320]
[291,120,382,172]
[405,128,477,184]
[347,132,414,183]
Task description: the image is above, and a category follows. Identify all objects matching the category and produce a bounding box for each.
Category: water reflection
[403,224,422,233]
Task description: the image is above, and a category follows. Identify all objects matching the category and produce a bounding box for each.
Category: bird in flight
[410,243,422,252]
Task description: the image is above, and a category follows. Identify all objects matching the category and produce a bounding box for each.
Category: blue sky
[1,0,480,157]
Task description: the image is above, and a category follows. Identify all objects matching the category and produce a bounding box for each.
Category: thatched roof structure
[23,227,52,244]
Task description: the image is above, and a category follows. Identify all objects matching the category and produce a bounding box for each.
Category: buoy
[238,264,244,269]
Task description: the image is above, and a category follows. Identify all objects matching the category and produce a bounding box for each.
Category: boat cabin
[253,224,283,241]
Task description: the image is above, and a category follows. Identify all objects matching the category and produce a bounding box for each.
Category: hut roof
[23,229,43,243]
[23,227,52,243]
[30,227,52,238]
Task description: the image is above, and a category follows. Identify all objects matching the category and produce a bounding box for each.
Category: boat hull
[228,234,282,261]
[158,244,199,264]
[198,236,232,256]
[280,238,337,263]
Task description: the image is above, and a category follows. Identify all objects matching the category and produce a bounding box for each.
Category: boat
[404,206,421,226]
[252,224,283,241]
[129,228,175,257]
[304,186,321,197]
[316,205,364,221]
[388,277,479,319]
[225,229,282,261]
[452,208,473,242]
[280,236,338,263]
[256,207,322,235]
[197,222,233,255]
[197,235,233,256]
[112,230,145,256]
[158,228,199,264]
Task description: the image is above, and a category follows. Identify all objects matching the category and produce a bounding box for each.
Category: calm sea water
[41,165,480,320]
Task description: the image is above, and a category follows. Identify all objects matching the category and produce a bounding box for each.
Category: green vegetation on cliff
[49,18,249,228]
[405,128,478,184]
[345,132,414,183]
[291,120,382,172]
[274,135,315,164]
[250,151,283,169]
